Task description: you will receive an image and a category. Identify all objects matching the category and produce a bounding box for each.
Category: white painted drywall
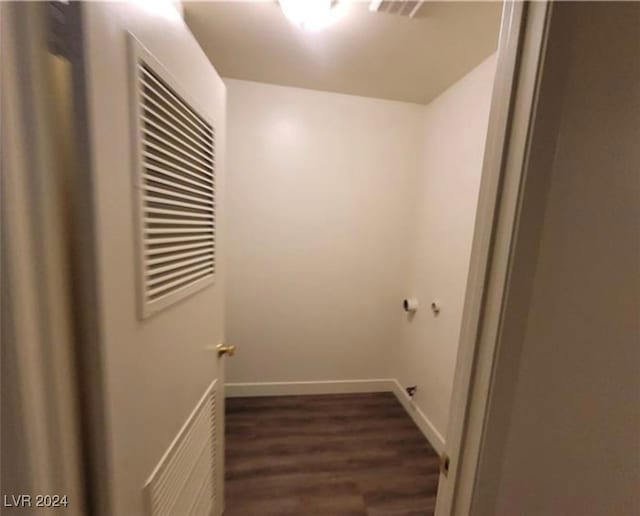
[480,3,640,514]
[224,57,497,447]
[224,79,422,383]
[390,55,497,440]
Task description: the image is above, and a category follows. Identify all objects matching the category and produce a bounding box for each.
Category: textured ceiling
[185,1,502,104]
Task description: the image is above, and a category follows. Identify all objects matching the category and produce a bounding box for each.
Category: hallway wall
[224,80,422,384]
[477,4,640,514]
[391,54,496,442]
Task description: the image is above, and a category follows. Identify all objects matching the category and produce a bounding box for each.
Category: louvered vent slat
[144,185,212,206]
[142,115,213,164]
[146,241,212,257]
[143,128,213,171]
[147,248,213,267]
[141,66,212,136]
[147,219,213,228]
[143,153,213,187]
[142,82,210,129]
[145,199,212,214]
[147,268,214,300]
[134,56,215,318]
[144,179,211,200]
[144,380,218,516]
[143,140,213,179]
[147,212,209,222]
[144,236,210,250]
[141,89,212,147]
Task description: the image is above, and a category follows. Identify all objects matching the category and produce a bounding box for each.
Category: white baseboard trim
[390,379,445,455]
[225,379,396,398]
[224,378,445,454]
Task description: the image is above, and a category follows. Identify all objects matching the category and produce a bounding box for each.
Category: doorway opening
[184,2,501,514]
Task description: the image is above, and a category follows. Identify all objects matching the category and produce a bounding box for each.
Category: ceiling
[184,1,502,105]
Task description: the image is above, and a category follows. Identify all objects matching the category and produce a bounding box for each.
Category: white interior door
[70,2,227,515]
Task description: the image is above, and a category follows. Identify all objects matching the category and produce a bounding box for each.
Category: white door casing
[1,4,86,513]
[435,2,552,515]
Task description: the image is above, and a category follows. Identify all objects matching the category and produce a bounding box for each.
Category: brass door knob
[216,343,236,357]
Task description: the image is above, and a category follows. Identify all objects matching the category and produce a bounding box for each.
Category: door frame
[435,1,552,515]
[1,3,86,513]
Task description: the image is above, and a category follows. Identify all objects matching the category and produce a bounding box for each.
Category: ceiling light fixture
[278,0,346,31]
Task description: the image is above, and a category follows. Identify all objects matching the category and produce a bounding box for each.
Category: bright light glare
[279,0,347,31]
[369,0,383,12]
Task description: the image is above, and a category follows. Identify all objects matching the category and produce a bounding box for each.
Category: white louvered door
[70,3,227,516]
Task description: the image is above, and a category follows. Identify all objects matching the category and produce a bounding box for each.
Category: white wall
[224,57,497,448]
[477,3,640,515]
[225,80,422,384]
[391,55,497,440]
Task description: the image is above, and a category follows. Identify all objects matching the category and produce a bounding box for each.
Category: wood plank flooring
[224,392,440,516]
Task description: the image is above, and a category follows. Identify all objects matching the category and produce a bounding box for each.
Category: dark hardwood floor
[224,392,440,516]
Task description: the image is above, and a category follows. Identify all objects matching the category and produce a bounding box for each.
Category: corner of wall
[393,52,499,445]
